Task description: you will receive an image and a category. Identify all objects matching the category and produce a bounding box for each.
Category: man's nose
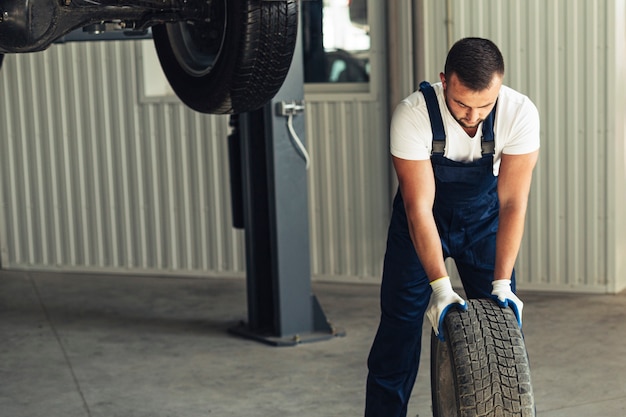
[466,108,480,123]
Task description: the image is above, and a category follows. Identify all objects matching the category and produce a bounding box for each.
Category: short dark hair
[444,37,505,91]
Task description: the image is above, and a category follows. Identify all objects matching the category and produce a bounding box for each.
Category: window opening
[303,0,370,83]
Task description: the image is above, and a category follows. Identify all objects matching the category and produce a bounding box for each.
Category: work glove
[426,276,468,341]
[491,279,523,328]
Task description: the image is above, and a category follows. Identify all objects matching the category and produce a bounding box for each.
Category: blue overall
[365,82,516,417]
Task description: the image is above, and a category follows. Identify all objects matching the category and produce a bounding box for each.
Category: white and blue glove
[491,279,523,327]
[426,276,468,341]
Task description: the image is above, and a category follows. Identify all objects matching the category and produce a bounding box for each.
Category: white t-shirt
[390,83,540,175]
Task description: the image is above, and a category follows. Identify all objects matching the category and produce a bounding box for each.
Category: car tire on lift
[152,0,298,114]
[431,298,535,417]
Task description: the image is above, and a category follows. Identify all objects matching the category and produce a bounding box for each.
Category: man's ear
[439,72,446,88]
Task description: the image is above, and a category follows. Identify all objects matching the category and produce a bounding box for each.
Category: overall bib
[365,82,516,417]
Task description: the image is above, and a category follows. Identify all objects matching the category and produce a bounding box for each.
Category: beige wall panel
[305,100,389,283]
[2,0,623,293]
[607,0,626,293]
[0,41,246,277]
[0,35,391,284]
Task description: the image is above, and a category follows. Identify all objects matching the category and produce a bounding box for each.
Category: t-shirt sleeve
[389,100,432,161]
[500,97,541,155]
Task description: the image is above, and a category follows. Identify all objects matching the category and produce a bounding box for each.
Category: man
[365,37,540,416]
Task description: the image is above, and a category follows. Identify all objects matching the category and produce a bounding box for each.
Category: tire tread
[432,298,535,417]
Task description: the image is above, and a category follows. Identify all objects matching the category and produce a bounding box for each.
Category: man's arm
[392,156,447,281]
[393,155,467,339]
[491,150,539,326]
[494,150,539,280]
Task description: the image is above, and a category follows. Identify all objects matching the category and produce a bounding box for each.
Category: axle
[0,0,210,53]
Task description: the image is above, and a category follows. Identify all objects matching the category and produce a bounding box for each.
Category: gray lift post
[228,7,344,346]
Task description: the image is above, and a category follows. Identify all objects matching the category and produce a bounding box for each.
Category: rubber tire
[431,298,535,417]
[152,0,298,114]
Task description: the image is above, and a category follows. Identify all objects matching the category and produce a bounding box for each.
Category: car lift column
[228,10,343,346]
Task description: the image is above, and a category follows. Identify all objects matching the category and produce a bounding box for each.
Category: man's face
[439,72,502,132]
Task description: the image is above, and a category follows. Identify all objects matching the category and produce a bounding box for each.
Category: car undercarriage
[0,0,299,114]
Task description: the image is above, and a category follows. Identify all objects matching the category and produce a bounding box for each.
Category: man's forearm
[406,210,447,281]
[494,202,528,280]
[494,151,539,281]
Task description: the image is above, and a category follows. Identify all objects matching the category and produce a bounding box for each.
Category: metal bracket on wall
[275,100,305,116]
[276,100,310,169]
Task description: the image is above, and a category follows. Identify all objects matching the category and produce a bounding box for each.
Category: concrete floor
[1,269,626,417]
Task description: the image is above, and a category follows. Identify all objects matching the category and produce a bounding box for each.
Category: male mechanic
[365,37,540,416]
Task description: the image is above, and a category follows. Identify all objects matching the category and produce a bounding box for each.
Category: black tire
[152,0,298,114]
[431,298,535,417]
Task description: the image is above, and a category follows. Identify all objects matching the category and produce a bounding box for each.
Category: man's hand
[491,279,523,327]
[426,276,467,341]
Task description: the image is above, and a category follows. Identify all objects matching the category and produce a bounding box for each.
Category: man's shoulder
[400,82,443,104]
[497,85,539,118]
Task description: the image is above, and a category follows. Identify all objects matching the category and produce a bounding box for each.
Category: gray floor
[1,270,625,417]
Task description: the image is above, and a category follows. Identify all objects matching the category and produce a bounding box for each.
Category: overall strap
[480,102,497,155]
[420,80,498,156]
[419,81,446,155]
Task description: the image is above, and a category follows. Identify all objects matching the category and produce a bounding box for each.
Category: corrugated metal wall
[306,98,389,282]
[1,1,624,293]
[416,0,626,293]
[0,23,390,283]
[0,41,246,277]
